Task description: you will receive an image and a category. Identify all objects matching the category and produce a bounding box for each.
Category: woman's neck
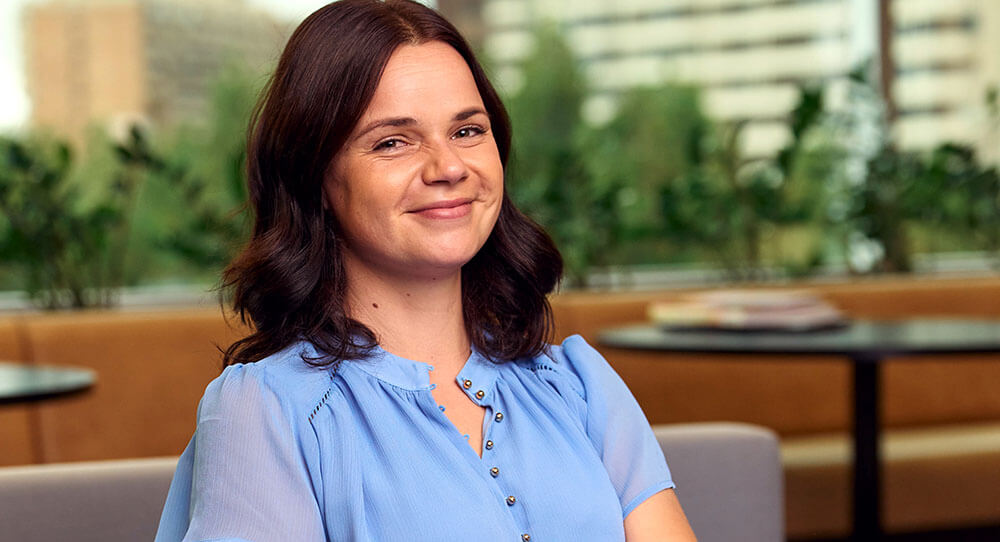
[343,259,470,371]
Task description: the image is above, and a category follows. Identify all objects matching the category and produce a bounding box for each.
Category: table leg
[852,357,882,541]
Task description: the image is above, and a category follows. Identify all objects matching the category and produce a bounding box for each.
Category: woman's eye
[374,138,405,151]
[454,126,485,139]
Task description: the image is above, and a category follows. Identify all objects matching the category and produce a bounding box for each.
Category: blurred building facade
[438,0,487,50]
[23,0,287,147]
[483,0,1000,160]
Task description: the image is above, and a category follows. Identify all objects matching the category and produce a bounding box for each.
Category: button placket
[482,405,497,478]
[467,384,528,541]
[459,368,526,532]
[462,373,497,458]
[483,401,520,522]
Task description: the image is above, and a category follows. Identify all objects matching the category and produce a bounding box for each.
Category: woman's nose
[422,143,469,185]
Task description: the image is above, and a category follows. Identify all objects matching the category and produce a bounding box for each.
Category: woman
[156,1,696,540]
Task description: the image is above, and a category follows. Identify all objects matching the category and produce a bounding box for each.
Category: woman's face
[325,41,503,282]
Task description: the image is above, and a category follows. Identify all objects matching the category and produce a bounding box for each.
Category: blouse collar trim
[352,345,498,393]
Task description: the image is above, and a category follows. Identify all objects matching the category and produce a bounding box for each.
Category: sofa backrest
[1,275,998,465]
[20,309,247,463]
[0,318,35,465]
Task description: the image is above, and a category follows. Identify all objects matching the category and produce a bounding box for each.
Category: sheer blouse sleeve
[548,335,675,518]
[175,363,326,542]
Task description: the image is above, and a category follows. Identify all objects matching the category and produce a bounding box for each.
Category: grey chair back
[0,456,177,542]
[654,422,785,542]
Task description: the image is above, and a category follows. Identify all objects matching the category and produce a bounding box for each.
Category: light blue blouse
[155,335,674,542]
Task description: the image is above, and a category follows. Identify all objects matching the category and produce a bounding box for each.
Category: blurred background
[2,3,1000,540]
[0,0,997,304]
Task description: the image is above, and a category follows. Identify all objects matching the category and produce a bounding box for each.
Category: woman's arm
[624,489,697,542]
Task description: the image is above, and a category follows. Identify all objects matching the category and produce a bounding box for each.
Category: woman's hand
[624,489,698,541]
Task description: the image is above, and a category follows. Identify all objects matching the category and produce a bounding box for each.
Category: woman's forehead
[357,41,485,125]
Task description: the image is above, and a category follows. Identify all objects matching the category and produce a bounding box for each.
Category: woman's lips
[411,199,473,219]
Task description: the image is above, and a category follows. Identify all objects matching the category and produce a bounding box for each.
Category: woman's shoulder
[542,334,606,365]
[516,334,614,401]
[201,341,340,421]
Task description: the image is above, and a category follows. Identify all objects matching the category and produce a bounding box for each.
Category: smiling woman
[154,1,695,541]
[326,42,504,282]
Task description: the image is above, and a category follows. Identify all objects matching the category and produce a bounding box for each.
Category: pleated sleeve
[171,363,326,542]
[548,335,675,518]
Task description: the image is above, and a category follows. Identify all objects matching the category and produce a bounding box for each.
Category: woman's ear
[321,158,340,212]
[320,172,335,211]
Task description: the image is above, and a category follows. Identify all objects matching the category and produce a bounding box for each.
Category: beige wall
[23,0,285,148]
[25,3,144,149]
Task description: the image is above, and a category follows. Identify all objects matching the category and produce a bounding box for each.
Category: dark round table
[598,318,1000,541]
[0,362,96,405]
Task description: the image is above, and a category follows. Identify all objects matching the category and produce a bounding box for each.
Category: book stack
[648,289,847,332]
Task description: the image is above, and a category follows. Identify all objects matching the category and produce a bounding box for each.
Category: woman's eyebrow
[352,108,488,141]
[352,117,416,141]
[454,107,488,121]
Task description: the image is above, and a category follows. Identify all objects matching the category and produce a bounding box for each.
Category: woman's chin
[409,257,475,280]
[401,242,488,275]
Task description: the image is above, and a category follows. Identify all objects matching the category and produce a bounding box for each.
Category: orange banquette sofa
[1,275,998,539]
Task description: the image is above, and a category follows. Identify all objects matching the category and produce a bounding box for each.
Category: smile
[410,198,474,219]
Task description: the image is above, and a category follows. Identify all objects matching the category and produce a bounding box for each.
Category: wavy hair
[222,0,562,367]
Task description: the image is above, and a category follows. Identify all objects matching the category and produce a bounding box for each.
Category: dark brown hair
[223,0,562,367]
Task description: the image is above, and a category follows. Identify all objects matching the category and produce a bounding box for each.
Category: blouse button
[490,467,499,477]
[506,495,516,506]
[495,412,504,422]
[462,379,472,389]
[522,535,531,541]
[485,440,494,450]
[475,390,485,400]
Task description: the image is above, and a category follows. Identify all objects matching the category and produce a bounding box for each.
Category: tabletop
[598,318,1000,359]
[0,362,96,405]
